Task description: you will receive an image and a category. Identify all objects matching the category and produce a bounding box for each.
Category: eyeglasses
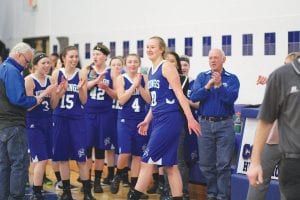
[21,54,31,66]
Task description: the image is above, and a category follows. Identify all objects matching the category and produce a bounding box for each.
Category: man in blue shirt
[191,48,240,200]
[0,42,49,199]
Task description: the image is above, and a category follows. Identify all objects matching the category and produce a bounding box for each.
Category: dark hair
[51,52,59,58]
[93,43,110,56]
[32,52,47,65]
[179,55,190,65]
[166,51,183,75]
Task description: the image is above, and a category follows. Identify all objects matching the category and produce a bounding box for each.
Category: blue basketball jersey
[118,74,146,120]
[26,74,52,118]
[148,61,179,116]
[85,66,114,113]
[53,68,84,118]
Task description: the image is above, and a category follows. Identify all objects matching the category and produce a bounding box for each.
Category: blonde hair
[149,36,167,58]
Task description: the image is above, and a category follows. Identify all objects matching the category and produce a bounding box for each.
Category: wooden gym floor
[28,161,207,200]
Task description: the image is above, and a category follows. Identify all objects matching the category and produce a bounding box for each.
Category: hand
[44,83,58,96]
[187,118,201,136]
[98,82,109,90]
[247,163,264,186]
[56,76,68,94]
[256,75,268,85]
[78,78,86,90]
[61,76,69,91]
[137,120,149,136]
[212,72,222,88]
[205,78,215,90]
[132,74,142,88]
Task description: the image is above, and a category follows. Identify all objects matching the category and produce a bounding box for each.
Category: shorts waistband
[201,116,232,122]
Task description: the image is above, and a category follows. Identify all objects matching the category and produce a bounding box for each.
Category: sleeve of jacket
[216,74,240,105]
[5,68,37,108]
[190,73,209,102]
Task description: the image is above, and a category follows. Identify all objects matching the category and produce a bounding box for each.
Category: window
[185,37,193,56]
[74,43,79,50]
[137,40,143,57]
[264,32,276,55]
[242,34,253,56]
[85,43,90,59]
[288,31,300,53]
[202,36,211,56]
[222,35,232,56]
[168,38,176,52]
[53,45,58,54]
[123,41,129,57]
[110,42,116,57]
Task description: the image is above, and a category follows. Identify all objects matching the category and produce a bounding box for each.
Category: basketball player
[110,54,151,195]
[51,46,94,200]
[84,44,117,193]
[25,52,57,199]
[128,36,201,200]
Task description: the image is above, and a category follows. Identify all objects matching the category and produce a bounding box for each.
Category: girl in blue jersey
[83,44,118,193]
[106,56,128,185]
[25,52,57,199]
[110,54,151,195]
[51,46,95,200]
[128,36,201,200]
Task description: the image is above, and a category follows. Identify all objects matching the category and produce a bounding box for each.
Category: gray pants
[246,144,284,200]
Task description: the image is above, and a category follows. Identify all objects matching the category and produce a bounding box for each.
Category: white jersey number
[131,98,140,112]
[150,91,157,106]
[60,94,74,109]
[112,99,122,110]
[42,101,50,112]
[90,87,105,100]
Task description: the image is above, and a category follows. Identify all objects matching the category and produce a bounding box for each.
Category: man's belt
[201,116,232,122]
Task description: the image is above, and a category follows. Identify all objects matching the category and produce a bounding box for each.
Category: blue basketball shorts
[52,115,87,162]
[142,111,183,166]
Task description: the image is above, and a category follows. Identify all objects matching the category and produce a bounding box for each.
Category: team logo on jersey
[29,124,35,128]
[78,148,85,158]
[142,144,147,152]
[32,155,39,162]
[104,137,111,146]
[120,119,125,123]
[143,148,149,157]
[191,151,198,160]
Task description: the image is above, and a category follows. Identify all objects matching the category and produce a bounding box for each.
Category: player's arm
[50,69,67,109]
[162,62,201,136]
[247,119,273,186]
[138,75,151,104]
[116,75,135,105]
[78,68,88,105]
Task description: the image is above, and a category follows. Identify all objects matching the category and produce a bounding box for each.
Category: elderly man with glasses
[0,42,54,199]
